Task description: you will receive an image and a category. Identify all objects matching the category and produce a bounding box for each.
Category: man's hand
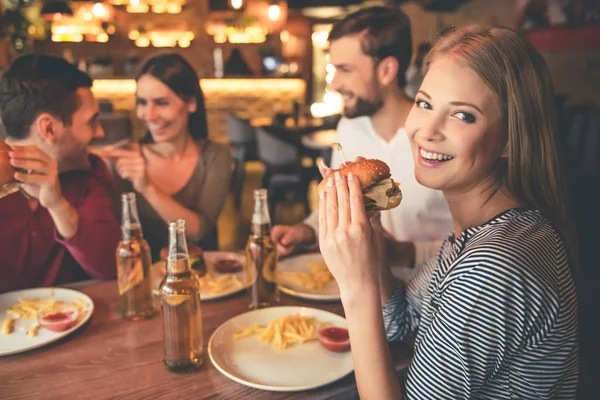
[10,145,79,239]
[9,145,63,209]
[271,223,317,257]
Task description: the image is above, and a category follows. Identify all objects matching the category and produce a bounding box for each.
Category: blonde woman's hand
[317,158,332,178]
[318,171,382,299]
[106,143,150,193]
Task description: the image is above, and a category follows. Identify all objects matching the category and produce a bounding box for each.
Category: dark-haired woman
[102,54,231,260]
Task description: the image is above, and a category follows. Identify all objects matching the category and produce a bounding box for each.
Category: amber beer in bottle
[160,219,204,372]
[116,192,155,320]
[246,189,279,309]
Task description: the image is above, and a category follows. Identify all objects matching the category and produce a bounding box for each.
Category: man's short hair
[328,6,413,87]
[0,54,93,139]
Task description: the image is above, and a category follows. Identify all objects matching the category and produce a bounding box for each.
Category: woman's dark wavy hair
[136,53,208,143]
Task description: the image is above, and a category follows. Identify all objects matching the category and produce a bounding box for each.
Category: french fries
[199,273,243,295]
[234,314,318,350]
[27,325,39,338]
[8,298,58,320]
[2,318,14,335]
[3,297,89,337]
[281,261,334,291]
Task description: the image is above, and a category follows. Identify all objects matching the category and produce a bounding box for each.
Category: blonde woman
[319,26,578,399]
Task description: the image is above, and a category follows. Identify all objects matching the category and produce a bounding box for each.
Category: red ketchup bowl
[37,305,79,333]
[214,257,243,274]
[317,325,350,353]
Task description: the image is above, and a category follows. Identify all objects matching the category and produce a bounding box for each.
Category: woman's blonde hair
[424,25,578,269]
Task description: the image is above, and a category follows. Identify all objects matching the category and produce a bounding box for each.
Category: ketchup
[40,311,76,332]
[214,258,243,273]
[318,326,350,352]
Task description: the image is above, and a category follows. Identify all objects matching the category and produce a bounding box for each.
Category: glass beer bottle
[246,189,279,309]
[116,192,155,320]
[160,219,204,372]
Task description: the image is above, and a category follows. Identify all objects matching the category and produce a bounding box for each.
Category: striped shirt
[383,208,578,399]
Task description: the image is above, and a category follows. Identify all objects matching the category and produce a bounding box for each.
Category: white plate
[277,253,340,301]
[152,251,251,301]
[0,287,94,356]
[209,306,353,392]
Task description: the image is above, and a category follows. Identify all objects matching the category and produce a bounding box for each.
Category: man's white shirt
[305,116,453,267]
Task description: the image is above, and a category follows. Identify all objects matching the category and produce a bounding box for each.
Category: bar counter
[91,78,307,143]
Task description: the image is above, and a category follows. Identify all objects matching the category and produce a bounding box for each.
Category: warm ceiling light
[311,31,328,47]
[166,3,181,13]
[97,32,109,42]
[150,35,177,47]
[280,30,289,42]
[135,36,150,47]
[267,4,281,21]
[128,29,140,40]
[152,4,166,13]
[126,0,149,13]
[230,0,242,10]
[51,32,83,43]
[289,62,298,74]
[92,3,107,18]
[214,33,227,44]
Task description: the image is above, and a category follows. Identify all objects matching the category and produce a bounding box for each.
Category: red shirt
[0,155,120,293]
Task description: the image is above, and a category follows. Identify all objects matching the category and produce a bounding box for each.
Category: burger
[318,157,402,211]
[0,141,20,198]
[160,244,206,277]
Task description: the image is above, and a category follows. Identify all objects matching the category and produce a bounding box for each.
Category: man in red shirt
[0,54,121,293]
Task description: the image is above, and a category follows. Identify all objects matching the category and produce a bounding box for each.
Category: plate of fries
[152,251,252,301]
[0,287,94,356]
[278,253,340,301]
[209,306,353,391]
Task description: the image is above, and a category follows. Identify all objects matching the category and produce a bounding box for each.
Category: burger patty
[387,184,401,196]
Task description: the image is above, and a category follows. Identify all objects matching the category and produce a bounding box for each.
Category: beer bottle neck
[251,222,271,238]
[121,193,143,242]
[166,254,191,274]
[250,189,271,238]
[122,226,143,243]
[167,219,189,268]
[251,197,271,226]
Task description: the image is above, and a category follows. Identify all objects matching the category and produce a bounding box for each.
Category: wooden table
[0,281,413,400]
